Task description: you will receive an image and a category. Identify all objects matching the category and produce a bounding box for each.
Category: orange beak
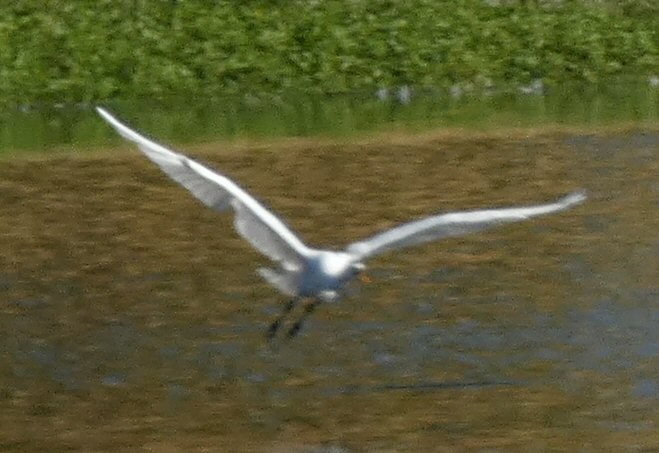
[358,271,372,284]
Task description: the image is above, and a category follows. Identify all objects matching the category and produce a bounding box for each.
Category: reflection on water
[0,129,658,450]
[0,78,657,153]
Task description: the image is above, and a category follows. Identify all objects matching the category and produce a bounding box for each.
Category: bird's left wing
[346,191,586,260]
[96,107,309,270]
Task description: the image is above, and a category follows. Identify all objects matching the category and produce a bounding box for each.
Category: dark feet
[266,298,296,340]
[286,299,317,338]
[286,320,303,338]
[266,318,282,339]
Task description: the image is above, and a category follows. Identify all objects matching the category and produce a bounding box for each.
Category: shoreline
[3,121,658,161]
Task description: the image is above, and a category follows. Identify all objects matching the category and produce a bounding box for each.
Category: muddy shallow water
[0,130,657,451]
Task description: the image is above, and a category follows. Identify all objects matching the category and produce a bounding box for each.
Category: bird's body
[299,251,359,301]
[96,107,586,337]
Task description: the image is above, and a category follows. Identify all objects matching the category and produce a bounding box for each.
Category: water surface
[0,129,657,451]
[1,78,656,154]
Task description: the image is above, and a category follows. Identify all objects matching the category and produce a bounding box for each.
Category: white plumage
[97,107,586,336]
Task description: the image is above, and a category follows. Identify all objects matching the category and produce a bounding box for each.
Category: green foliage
[0,0,656,105]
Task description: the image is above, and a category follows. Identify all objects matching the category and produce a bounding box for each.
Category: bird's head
[313,253,371,302]
[318,252,370,283]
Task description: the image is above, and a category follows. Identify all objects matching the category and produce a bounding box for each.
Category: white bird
[96,107,587,338]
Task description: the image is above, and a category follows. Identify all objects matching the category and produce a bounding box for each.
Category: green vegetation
[1,1,657,106]
[1,77,656,154]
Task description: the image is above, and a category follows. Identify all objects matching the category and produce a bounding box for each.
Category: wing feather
[232,200,302,270]
[346,191,586,260]
[257,267,299,297]
[97,107,309,269]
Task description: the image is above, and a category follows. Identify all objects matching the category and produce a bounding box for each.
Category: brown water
[0,129,657,451]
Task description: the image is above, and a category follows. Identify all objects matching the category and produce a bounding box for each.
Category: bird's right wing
[96,107,310,270]
[346,191,586,260]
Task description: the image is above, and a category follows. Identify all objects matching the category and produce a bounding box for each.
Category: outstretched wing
[96,107,309,270]
[346,191,586,260]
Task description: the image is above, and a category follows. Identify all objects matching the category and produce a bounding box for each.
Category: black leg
[287,299,318,338]
[266,298,297,339]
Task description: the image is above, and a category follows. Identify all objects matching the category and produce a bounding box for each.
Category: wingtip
[558,190,587,207]
[95,106,112,121]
